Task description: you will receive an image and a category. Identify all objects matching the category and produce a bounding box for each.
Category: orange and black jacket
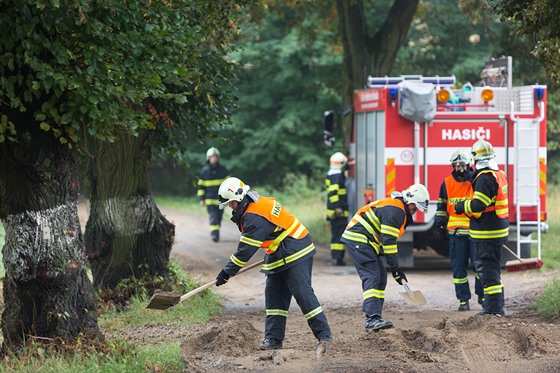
[435,175,473,235]
[223,193,316,275]
[455,168,509,244]
[197,162,229,206]
[341,196,411,270]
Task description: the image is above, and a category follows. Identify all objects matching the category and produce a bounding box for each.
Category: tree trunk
[336,0,420,146]
[0,114,100,349]
[83,129,175,290]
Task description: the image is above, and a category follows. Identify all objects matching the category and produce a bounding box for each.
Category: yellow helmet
[206,147,220,160]
[218,177,250,210]
[450,149,472,166]
[402,183,430,213]
[329,152,348,170]
[471,139,495,161]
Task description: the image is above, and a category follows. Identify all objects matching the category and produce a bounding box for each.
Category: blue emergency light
[535,87,545,100]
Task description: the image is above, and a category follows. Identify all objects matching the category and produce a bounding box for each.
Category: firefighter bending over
[215,177,333,350]
[342,184,429,331]
[454,139,508,317]
[326,152,350,266]
[197,147,229,242]
[436,149,483,311]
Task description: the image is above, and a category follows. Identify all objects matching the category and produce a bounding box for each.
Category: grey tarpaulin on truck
[398,81,436,123]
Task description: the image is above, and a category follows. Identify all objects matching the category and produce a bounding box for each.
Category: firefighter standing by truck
[436,149,483,311]
[326,152,350,266]
[454,139,508,316]
[341,183,430,331]
[198,147,229,242]
[215,177,333,350]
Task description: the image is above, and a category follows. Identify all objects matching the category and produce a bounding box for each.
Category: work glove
[216,269,230,286]
[392,269,408,285]
[454,202,465,215]
[437,226,448,240]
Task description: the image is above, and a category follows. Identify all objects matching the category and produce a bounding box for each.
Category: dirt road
[162,206,560,373]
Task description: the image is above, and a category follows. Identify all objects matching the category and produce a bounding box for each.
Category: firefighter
[215,177,333,350]
[197,147,229,242]
[454,139,508,316]
[326,152,350,266]
[342,183,429,331]
[436,149,483,311]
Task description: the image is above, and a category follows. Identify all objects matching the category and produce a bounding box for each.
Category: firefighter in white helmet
[215,177,333,350]
[455,139,508,317]
[341,183,429,332]
[325,152,350,266]
[436,149,483,311]
[197,147,229,242]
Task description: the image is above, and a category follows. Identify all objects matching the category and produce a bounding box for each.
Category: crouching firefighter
[215,177,333,350]
[342,184,430,332]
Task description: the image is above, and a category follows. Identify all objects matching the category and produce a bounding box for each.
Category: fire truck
[347,58,548,268]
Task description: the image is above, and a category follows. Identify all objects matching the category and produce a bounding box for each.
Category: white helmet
[218,177,250,210]
[329,152,348,170]
[206,147,220,160]
[402,183,430,213]
[449,149,472,166]
[471,139,495,162]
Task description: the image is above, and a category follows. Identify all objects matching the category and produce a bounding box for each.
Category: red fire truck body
[349,74,547,267]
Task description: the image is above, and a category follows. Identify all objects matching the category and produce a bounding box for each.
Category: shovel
[146,259,264,310]
[399,280,427,305]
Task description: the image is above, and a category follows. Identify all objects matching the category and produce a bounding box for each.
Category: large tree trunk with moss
[83,129,175,290]
[336,0,419,145]
[0,116,100,350]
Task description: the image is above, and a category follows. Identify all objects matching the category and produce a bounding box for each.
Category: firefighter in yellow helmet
[436,149,483,311]
[325,152,350,266]
[215,177,333,350]
[342,183,429,331]
[454,139,508,316]
[197,147,229,242]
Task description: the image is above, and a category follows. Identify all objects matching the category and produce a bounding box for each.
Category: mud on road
[159,206,560,372]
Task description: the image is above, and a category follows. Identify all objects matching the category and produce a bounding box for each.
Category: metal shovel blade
[399,283,427,305]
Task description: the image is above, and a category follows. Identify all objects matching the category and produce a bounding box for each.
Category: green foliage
[530,276,560,319]
[0,0,247,162]
[214,2,343,187]
[491,0,560,81]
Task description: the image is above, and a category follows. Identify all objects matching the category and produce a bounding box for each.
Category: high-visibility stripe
[363,288,385,300]
[484,283,503,295]
[230,255,246,268]
[386,158,396,197]
[198,179,226,187]
[240,235,263,247]
[266,309,288,317]
[262,243,315,271]
[540,158,546,196]
[454,276,468,284]
[304,306,324,319]
[330,243,345,251]
[469,227,509,239]
[210,225,220,232]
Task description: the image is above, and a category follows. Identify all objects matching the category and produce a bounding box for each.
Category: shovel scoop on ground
[399,281,427,305]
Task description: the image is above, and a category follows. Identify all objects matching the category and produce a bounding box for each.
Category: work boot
[318,335,333,343]
[331,259,346,266]
[474,310,505,317]
[477,296,484,305]
[259,338,282,350]
[211,233,219,242]
[458,301,470,311]
[365,315,394,332]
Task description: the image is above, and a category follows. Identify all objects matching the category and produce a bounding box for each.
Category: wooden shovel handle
[178,259,264,303]
[502,244,523,262]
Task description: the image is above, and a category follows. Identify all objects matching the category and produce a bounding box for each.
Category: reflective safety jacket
[436,175,473,235]
[462,169,509,243]
[341,196,410,269]
[223,195,315,275]
[197,162,229,206]
[325,170,349,220]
